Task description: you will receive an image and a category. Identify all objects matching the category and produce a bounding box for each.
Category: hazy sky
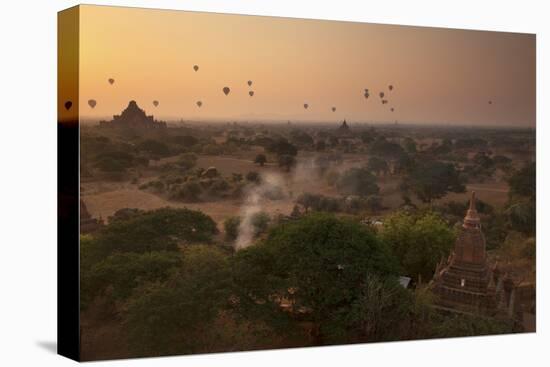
[71,5,535,126]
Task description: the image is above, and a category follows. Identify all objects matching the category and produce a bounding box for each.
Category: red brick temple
[431,192,515,316]
[99,100,167,129]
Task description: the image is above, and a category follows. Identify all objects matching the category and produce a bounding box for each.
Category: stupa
[335,119,353,138]
[431,192,501,314]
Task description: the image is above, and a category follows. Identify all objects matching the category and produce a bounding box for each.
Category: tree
[267,138,298,156]
[246,171,260,183]
[344,274,415,342]
[108,208,145,223]
[402,161,465,203]
[506,162,536,236]
[473,152,494,170]
[95,208,218,257]
[430,313,515,338]
[278,154,296,172]
[177,153,198,170]
[454,138,488,150]
[82,251,181,308]
[380,211,455,280]
[254,153,267,167]
[368,137,404,158]
[251,212,271,236]
[315,140,326,152]
[224,213,270,241]
[360,128,377,144]
[507,200,536,235]
[170,181,202,202]
[337,168,379,197]
[94,151,138,173]
[402,137,417,154]
[124,246,231,356]
[95,157,126,173]
[431,138,453,155]
[231,213,398,344]
[367,156,389,176]
[289,129,314,146]
[224,216,241,240]
[137,139,171,157]
[508,162,535,200]
[394,152,415,175]
[296,192,322,212]
[172,135,198,147]
[493,155,513,174]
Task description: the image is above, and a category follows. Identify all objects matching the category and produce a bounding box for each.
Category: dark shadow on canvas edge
[36,340,57,354]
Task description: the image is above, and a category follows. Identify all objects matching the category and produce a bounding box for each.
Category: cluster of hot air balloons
[73,69,496,121]
[298,83,396,115]
[360,84,396,113]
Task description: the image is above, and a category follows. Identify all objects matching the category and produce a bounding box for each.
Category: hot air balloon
[303,103,309,109]
[390,107,395,112]
[193,65,199,72]
[249,91,254,97]
[153,100,159,107]
[196,101,202,107]
[108,78,115,85]
[382,99,388,104]
[332,107,336,112]
[364,91,370,99]
[88,99,97,109]
[64,101,72,110]
[223,87,230,96]
[488,100,493,105]
[247,80,252,86]
[379,92,385,98]
[388,85,394,91]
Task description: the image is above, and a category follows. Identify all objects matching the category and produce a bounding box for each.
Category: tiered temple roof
[99,100,167,129]
[431,192,509,316]
[335,120,354,139]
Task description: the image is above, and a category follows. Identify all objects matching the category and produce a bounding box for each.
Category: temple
[99,100,167,129]
[335,119,354,139]
[431,192,517,317]
[337,119,350,132]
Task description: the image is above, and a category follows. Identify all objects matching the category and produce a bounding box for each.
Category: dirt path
[467,184,509,193]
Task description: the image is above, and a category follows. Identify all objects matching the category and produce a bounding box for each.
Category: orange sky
[71,5,535,126]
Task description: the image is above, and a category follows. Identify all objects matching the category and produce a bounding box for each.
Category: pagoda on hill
[431,192,517,316]
[99,100,167,129]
